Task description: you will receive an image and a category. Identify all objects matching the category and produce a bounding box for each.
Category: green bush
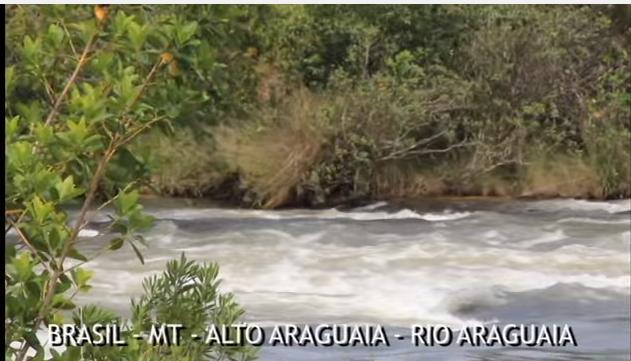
[58,255,256,361]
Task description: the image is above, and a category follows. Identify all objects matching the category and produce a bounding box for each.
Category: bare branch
[379,130,448,160]
[380,139,475,161]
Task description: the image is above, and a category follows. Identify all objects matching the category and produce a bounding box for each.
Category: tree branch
[380,139,475,161]
[379,130,448,160]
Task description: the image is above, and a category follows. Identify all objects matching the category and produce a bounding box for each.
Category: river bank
[139,180,631,211]
[135,117,630,209]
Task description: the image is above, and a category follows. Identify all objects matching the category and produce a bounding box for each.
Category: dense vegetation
[9,5,629,210]
[141,5,630,207]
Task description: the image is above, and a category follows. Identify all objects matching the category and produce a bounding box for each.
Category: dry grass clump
[216,89,330,208]
[522,155,603,199]
[133,128,226,197]
[373,162,447,198]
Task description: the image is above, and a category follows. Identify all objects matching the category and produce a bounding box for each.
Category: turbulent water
[73,198,630,360]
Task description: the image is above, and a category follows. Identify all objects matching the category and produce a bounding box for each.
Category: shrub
[5,5,254,360]
[216,89,330,208]
[215,63,474,207]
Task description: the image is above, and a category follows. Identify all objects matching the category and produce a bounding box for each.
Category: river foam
[148,206,472,223]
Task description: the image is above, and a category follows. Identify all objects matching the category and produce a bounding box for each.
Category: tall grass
[216,89,330,207]
[132,128,226,197]
[522,154,604,199]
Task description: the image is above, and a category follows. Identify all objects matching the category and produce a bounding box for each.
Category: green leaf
[113,11,136,37]
[34,123,54,145]
[5,115,20,140]
[31,168,59,197]
[127,21,148,50]
[129,212,154,231]
[66,247,88,262]
[108,237,124,250]
[66,118,89,144]
[29,196,54,224]
[72,267,93,287]
[111,221,128,235]
[52,294,76,310]
[55,176,84,202]
[90,51,114,74]
[55,274,73,294]
[5,244,17,260]
[47,226,67,251]
[83,134,103,152]
[12,252,34,281]
[8,141,35,171]
[25,280,42,298]
[114,67,141,109]
[15,100,44,124]
[177,21,198,45]
[22,35,42,63]
[116,189,139,215]
[47,24,64,47]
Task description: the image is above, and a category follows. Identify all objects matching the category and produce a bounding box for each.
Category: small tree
[5,5,255,360]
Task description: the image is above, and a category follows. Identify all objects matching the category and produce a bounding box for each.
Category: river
[75,197,630,360]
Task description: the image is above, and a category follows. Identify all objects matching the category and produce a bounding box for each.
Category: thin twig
[44,31,98,126]
[123,57,165,117]
[7,218,52,273]
[60,20,78,57]
[5,209,27,235]
[40,75,57,105]
[118,116,167,146]
[117,57,165,134]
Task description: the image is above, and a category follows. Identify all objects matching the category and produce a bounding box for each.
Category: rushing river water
[73,198,630,360]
